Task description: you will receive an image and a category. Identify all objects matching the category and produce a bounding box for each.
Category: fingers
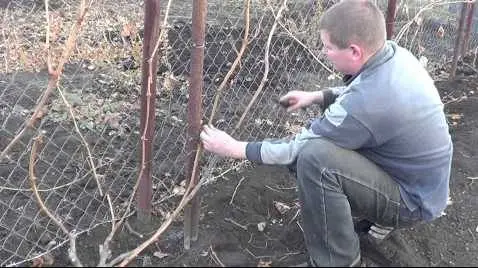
[200,124,213,141]
[200,124,220,146]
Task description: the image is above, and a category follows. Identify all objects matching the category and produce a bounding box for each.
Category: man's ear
[349,44,363,60]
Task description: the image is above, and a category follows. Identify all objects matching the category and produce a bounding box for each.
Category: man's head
[318,0,386,74]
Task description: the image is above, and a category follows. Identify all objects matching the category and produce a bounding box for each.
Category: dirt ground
[45,62,477,268]
[156,65,478,267]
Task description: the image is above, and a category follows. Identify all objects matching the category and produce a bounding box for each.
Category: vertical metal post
[184,0,207,250]
[462,1,475,57]
[137,0,161,222]
[450,2,468,80]
[386,0,398,40]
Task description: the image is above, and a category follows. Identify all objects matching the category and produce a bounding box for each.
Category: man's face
[320,31,358,75]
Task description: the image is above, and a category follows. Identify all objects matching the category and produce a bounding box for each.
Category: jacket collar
[343,40,396,85]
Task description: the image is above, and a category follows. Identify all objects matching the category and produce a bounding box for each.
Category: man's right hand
[279,91,324,112]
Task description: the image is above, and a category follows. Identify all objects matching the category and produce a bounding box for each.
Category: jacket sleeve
[310,93,375,149]
[245,127,322,165]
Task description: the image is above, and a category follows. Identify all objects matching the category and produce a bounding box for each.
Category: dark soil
[52,62,478,268]
[144,65,478,267]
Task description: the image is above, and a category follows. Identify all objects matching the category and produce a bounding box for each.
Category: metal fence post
[137,0,161,222]
[184,0,207,250]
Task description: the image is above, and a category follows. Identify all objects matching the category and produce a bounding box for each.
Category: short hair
[318,0,386,52]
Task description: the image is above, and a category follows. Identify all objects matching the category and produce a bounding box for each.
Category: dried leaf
[447,113,463,120]
[153,251,169,259]
[437,26,445,39]
[257,260,272,267]
[31,253,54,267]
[447,196,453,206]
[31,257,44,267]
[273,201,291,215]
[121,22,136,38]
[104,113,121,129]
[257,222,267,232]
[172,185,185,196]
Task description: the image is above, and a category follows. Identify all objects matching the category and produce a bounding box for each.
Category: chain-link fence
[0,0,473,266]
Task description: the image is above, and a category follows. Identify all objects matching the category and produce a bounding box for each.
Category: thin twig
[45,0,52,73]
[0,165,102,192]
[468,228,476,240]
[277,251,302,262]
[106,194,115,232]
[264,185,283,193]
[29,136,82,267]
[244,248,273,259]
[208,0,251,125]
[234,0,288,132]
[224,217,249,231]
[205,160,248,183]
[125,221,144,239]
[230,176,247,205]
[297,221,304,233]
[210,245,226,267]
[276,21,335,74]
[151,0,173,63]
[288,208,300,225]
[57,86,103,196]
[444,95,468,105]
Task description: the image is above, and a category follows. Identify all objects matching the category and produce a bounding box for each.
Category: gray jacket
[246,41,453,221]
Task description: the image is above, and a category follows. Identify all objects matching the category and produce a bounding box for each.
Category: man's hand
[200,125,247,159]
[279,90,324,112]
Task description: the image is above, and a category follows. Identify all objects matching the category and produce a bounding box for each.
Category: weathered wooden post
[386,0,398,40]
[462,1,476,57]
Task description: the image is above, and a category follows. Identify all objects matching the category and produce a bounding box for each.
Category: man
[200,0,453,266]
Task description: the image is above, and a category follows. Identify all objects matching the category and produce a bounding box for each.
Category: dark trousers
[293,138,422,266]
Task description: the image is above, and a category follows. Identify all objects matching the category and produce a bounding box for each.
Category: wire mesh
[0,0,471,266]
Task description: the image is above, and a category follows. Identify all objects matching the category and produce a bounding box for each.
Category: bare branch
[224,217,249,231]
[234,0,288,131]
[210,245,226,267]
[208,0,251,125]
[230,176,247,205]
[57,86,103,196]
[29,136,82,267]
[276,20,335,74]
[0,0,92,161]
